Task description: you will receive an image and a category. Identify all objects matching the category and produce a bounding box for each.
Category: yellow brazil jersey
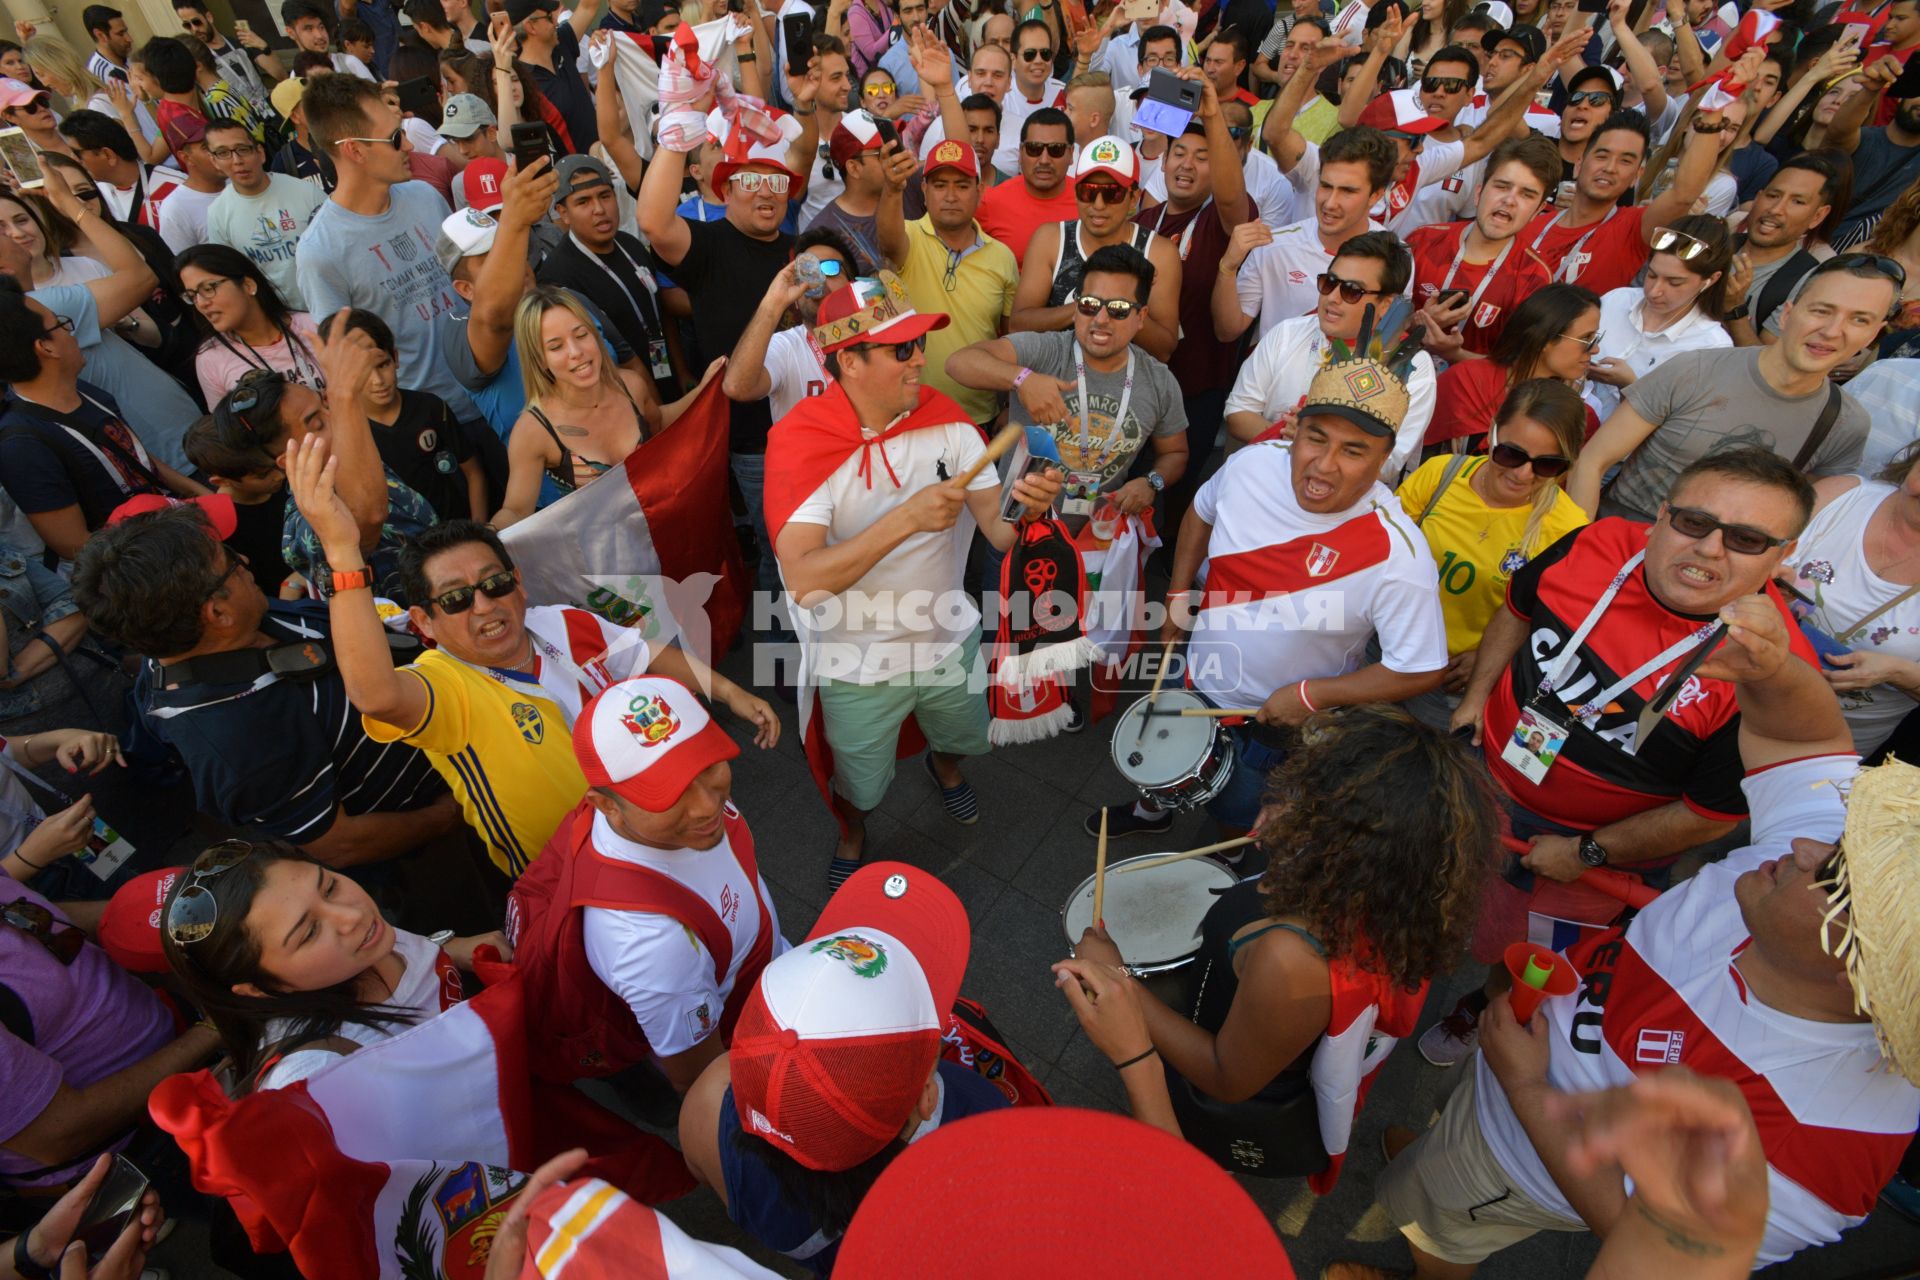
[1396,455,1590,657]
[363,649,588,877]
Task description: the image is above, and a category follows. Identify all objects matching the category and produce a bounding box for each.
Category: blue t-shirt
[715,1060,1010,1275]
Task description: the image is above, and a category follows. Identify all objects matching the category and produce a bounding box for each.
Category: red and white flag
[1077,512,1161,725]
[1722,9,1781,61]
[1689,67,1748,112]
[516,1177,782,1278]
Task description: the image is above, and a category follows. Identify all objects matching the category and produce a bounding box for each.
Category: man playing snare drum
[1086,336,1448,849]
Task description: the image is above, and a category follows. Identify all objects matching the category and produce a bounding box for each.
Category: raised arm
[1828,55,1899,156]
[1640,102,1727,242]
[592,35,645,191]
[721,263,806,403]
[1608,0,1668,125]
[1263,32,1356,175]
[1464,27,1591,163]
[1701,594,1856,768]
[1335,14,1398,129]
[1187,68,1247,228]
[1753,43,1859,147]
[39,164,155,326]
[637,138,695,266]
[309,315,392,548]
[468,155,559,377]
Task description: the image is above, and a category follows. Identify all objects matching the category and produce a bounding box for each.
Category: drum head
[1112,690,1219,787]
[1063,854,1238,971]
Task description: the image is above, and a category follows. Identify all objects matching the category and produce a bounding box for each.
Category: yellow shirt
[364,649,588,878]
[1396,455,1590,656]
[897,215,1018,425]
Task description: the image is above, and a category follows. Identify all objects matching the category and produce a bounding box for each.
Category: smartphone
[234,18,252,36]
[73,1156,148,1264]
[395,76,438,121]
[1133,67,1202,137]
[509,121,550,174]
[781,12,813,60]
[1434,287,1469,308]
[873,115,900,150]
[1121,0,1159,21]
[1576,0,1608,11]
[0,127,43,191]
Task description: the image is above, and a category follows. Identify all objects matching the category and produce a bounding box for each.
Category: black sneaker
[1062,702,1084,734]
[1082,805,1173,839]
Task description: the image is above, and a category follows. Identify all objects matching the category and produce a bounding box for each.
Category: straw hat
[1821,756,1920,1083]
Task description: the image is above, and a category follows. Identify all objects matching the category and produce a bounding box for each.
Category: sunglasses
[1567,90,1616,108]
[1076,294,1138,320]
[1020,46,1054,60]
[1557,328,1604,352]
[1649,227,1712,261]
[341,127,405,150]
[1663,504,1788,556]
[1226,124,1249,140]
[864,80,896,95]
[1024,140,1071,158]
[1075,181,1129,206]
[429,569,516,614]
[1822,251,1909,290]
[858,335,927,361]
[730,170,792,194]
[180,277,233,305]
[3,899,83,965]
[198,548,249,606]
[1315,271,1378,303]
[1422,75,1471,94]
[165,839,259,946]
[1489,441,1572,478]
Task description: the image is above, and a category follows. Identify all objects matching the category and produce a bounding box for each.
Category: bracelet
[1011,366,1032,388]
[737,51,757,61]
[1112,1046,1157,1070]
[1297,679,1317,712]
[13,1231,55,1280]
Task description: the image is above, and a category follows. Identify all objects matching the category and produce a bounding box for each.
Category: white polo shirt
[1584,286,1733,420]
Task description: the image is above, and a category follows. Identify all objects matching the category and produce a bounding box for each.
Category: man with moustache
[1723,153,1848,345]
[976,107,1080,267]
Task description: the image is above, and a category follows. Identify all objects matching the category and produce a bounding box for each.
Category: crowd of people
[0,0,1919,1275]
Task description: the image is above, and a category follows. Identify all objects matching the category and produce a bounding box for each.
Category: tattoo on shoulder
[1634,1200,1727,1258]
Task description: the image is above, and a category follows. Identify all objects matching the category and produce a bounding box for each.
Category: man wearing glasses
[204,117,325,312]
[1570,256,1893,523]
[988,19,1067,176]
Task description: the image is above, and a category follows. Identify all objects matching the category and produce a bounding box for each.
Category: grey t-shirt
[1006,330,1185,526]
[295,180,478,421]
[1607,347,1869,522]
[802,201,883,277]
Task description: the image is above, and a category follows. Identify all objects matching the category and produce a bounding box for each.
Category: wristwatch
[321,565,375,599]
[1725,301,1750,321]
[13,1232,55,1280]
[1145,471,1166,493]
[1578,835,1610,868]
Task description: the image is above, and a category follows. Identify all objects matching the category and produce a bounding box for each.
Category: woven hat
[810,270,950,354]
[1822,757,1920,1084]
[1298,300,1422,438]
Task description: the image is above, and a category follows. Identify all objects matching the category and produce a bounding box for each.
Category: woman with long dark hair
[1867,173,1920,355]
[176,243,323,405]
[1423,282,1603,456]
[161,839,505,1092]
[1395,0,1467,79]
[1585,213,1733,420]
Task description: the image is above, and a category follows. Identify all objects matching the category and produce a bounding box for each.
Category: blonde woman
[1394,379,1590,726]
[25,35,168,166]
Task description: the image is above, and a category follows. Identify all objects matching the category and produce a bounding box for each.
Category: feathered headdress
[1302,301,1425,439]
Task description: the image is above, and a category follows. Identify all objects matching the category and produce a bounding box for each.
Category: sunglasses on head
[1020,46,1054,60]
[165,839,259,946]
[1075,294,1138,320]
[730,170,792,194]
[1024,140,1070,158]
[1822,251,1909,290]
[1567,89,1616,108]
[1075,181,1129,206]
[1649,227,1712,261]
[3,899,83,965]
[1315,271,1377,303]
[1663,504,1788,556]
[1489,441,1572,478]
[430,569,516,614]
[1422,75,1470,94]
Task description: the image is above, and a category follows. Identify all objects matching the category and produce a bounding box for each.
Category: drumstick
[1093,806,1109,931]
[1136,636,1178,744]
[951,423,1026,490]
[1171,706,1263,718]
[1113,835,1258,875]
[1498,835,1661,909]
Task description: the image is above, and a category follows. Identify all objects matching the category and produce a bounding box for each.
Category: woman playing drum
[1066,705,1495,1186]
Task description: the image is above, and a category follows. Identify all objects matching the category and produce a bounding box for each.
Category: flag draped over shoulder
[500,377,747,663]
[150,972,694,1280]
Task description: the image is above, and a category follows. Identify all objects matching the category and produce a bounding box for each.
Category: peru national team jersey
[1405,222,1553,356]
[1486,518,1816,830]
[1190,442,1447,709]
[1473,754,1919,1266]
[1522,203,1649,294]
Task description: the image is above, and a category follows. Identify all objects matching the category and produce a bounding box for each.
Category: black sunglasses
[1821,251,1908,290]
[1422,75,1471,94]
[1315,271,1378,303]
[165,839,259,946]
[1075,294,1138,320]
[1489,441,1572,478]
[1024,140,1070,158]
[429,569,517,614]
[3,899,82,965]
[1567,90,1616,108]
[198,547,250,607]
[857,335,928,362]
[1664,504,1788,556]
[1020,46,1054,60]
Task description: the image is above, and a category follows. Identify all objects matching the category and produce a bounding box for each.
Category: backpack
[486,799,775,1083]
[939,996,1053,1108]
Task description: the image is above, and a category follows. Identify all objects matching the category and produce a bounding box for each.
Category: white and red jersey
[1474,755,1919,1265]
[1309,958,1428,1195]
[1189,442,1447,709]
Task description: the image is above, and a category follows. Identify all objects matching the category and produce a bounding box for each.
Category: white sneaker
[1417,998,1482,1067]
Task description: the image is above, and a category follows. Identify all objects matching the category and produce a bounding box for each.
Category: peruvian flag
[150,973,694,1280]
[1690,67,1749,112]
[590,17,758,158]
[1078,511,1161,725]
[515,1176,782,1278]
[500,376,748,663]
[1721,8,1782,62]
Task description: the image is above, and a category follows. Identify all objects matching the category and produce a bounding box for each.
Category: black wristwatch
[1725,300,1750,321]
[1578,835,1610,868]
[13,1231,56,1280]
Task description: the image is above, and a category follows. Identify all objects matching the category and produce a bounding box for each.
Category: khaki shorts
[1376,1063,1588,1265]
[816,631,991,812]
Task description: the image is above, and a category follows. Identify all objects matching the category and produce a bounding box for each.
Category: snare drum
[1111,690,1238,812]
[1061,853,1237,973]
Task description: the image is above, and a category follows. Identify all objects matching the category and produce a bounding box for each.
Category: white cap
[573,676,740,811]
[433,206,499,274]
[1069,135,1141,188]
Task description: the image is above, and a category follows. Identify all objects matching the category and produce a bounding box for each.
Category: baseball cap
[1566,63,1624,98]
[106,492,239,539]
[1483,22,1546,62]
[1070,134,1139,188]
[834,1108,1299,1276]
[162,112,208,154]
[271,77,305,121]
[461,156,508,212]
[923,137,978,179]
[505,0,558,24]
[707,104,805,189]
[828,109,888,171]
[1359,88,1449,136]
[100,868,182,975]
[810,270,951,355]
[573,676,741,813]
[435,206,499,274]
[0,79,46,111]
[1471,0,1514,27]
[728,862,970,1172]
[553,153,614,205]
[438,92,497,140]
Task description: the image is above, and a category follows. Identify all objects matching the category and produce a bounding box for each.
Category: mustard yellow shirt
[896,215,1018,425]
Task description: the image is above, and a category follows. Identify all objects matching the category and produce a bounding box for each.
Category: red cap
[728,863,969,1172]
[836,1108,1300,1276]
[1359,88,1449,135]
[810,271,950,355]
[461,156,508,212]
[828,109,888,171]
[162,111,208,154]
[923,138,979,179]
[572,676,740,813]
[100,868,182,974]
[107,492,238,540]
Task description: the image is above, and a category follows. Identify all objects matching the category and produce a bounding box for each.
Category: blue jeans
[730,451,782,617]
[1205,727,1289,831]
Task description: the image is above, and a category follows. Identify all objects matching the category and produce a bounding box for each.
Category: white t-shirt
[402,117,447,155]
[1288,134,1466,234]
[334,51,377,80]
[258,928,453,1089]
[100,163,188,228]
[1702,168,1738,218]
[1584,287,1732,421]
[580,808,788,1057]
[1473,754,1918,1266]
[1235,216,1385,340]
[784,417,998,681]
[989,80,1067,177]
[1402,152,1484,233]
[1224,314,1436,485]
[43,256,109,289]
[1189,442,1447,708]
[798,123,846,227]
[765,325,831,424]
[156,184,221,254]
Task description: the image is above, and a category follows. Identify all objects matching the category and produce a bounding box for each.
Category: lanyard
[1537,550,1720,725]
[1531,207,1618,284]
[1071,345,1133,468]
[213,324,321,386]
[801,323,831,377]
[11,392,155,496]
[571,232,662,339]
[1439,228,1513,323]
[1153,196,1210,262]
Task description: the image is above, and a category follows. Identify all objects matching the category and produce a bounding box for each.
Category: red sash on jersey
[1201,509,1393,612]
[1309,957,1427,1194]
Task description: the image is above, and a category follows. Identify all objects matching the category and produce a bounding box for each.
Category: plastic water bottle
[794,252,827,299]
